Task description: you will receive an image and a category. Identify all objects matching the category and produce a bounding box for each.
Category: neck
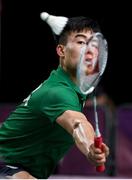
[61,65,78,85]
[70,75,78,84]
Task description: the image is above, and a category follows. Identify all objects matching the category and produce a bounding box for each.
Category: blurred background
[0,0,132,105]
[0,0,132,179]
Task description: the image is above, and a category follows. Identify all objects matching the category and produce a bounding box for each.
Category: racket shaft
[94,136,105,172]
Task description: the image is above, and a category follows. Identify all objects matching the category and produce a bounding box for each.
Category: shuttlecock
[40,12,68,35]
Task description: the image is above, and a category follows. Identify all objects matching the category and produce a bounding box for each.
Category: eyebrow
[74,34,88,39]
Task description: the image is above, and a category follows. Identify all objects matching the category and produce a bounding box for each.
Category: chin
[85,69,94,75]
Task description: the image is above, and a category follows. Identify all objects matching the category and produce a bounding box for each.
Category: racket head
[77,32,108,95]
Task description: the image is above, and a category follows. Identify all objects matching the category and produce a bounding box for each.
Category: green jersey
[0,66,86,179]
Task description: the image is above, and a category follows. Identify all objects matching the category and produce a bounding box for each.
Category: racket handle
[94,136,105,172]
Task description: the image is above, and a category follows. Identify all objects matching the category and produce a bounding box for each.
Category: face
[84,36,99,75]
[57,30,99,78]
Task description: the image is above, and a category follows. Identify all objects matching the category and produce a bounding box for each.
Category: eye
[90,40,99,48]
[91,43,99,49]
[78,41,86,45]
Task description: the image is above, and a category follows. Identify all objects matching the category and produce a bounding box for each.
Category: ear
[56,45,65,57]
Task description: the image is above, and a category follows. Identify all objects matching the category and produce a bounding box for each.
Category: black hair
[55,16,101,45]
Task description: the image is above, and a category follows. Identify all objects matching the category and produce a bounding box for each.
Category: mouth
[84,59,93,66]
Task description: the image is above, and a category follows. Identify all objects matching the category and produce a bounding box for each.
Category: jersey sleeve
[39,86,81,123]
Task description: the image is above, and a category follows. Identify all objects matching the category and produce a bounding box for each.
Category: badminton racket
[77,32,108,172]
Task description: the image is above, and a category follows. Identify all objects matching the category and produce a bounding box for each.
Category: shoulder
[43,85,79,105]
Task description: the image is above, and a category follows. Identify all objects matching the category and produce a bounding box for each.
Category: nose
[86,46,98,61]
[86,50,94,60]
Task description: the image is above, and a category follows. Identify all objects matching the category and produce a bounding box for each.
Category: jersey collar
[56,66,87,101]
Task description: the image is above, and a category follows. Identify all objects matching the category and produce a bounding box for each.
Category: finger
[90,144,103,154]
[96,158,106,165]
[88,150,106,161]
[88,152,106,166]
[94,153,106,160]
[102,143,110,157]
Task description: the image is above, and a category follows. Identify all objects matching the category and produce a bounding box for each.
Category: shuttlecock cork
[40,12,68,35]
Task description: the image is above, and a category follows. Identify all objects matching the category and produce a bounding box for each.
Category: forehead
[68,29,93,41]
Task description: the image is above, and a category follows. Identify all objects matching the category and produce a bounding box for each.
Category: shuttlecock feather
[40,12,68,35]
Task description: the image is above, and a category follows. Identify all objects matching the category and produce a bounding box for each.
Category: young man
[0,13,109,179]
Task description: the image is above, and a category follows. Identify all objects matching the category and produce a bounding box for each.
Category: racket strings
[77,32,108,95]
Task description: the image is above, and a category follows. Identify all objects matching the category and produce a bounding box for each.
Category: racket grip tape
[94,136,105,172]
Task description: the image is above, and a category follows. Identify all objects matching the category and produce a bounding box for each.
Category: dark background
[0,0,131,105]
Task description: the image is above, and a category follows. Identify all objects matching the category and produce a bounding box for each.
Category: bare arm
[56,110,95,156]
[56,110,109,165]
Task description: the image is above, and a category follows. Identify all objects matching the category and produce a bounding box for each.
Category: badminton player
[0,13,109,179]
